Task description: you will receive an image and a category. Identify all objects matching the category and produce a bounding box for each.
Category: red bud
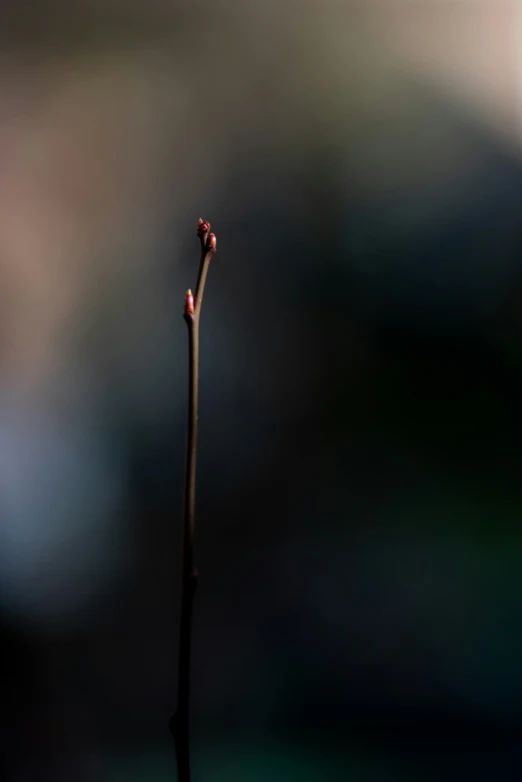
[197,217,210,237]
[207,233,217,254]
[184,288,194,315]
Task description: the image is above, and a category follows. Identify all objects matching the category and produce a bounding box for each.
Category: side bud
[207,233,217,254]
[184,288,194,316]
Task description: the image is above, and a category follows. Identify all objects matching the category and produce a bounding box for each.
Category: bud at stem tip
[197,217,210,237]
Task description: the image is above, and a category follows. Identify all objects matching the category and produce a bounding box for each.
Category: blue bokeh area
[2,3,522,781]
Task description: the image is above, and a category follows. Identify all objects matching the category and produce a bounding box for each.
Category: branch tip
[197,217,210,237]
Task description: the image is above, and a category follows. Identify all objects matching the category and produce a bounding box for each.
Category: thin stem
[170,229,215,782]
[173,313,198,782]
[182,313,198,572]
[194,250,213,316]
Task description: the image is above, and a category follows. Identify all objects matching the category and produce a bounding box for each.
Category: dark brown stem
[194,254,212,316]
[170,223,216,782]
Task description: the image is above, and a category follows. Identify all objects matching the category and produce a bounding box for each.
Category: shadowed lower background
[2,2,522,780]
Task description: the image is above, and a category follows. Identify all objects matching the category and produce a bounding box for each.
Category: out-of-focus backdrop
[2,2,522,780]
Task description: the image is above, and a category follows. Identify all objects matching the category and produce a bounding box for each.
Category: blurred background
[2,1,522,780]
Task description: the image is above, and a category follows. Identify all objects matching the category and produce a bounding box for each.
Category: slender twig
[170,218,217,782]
